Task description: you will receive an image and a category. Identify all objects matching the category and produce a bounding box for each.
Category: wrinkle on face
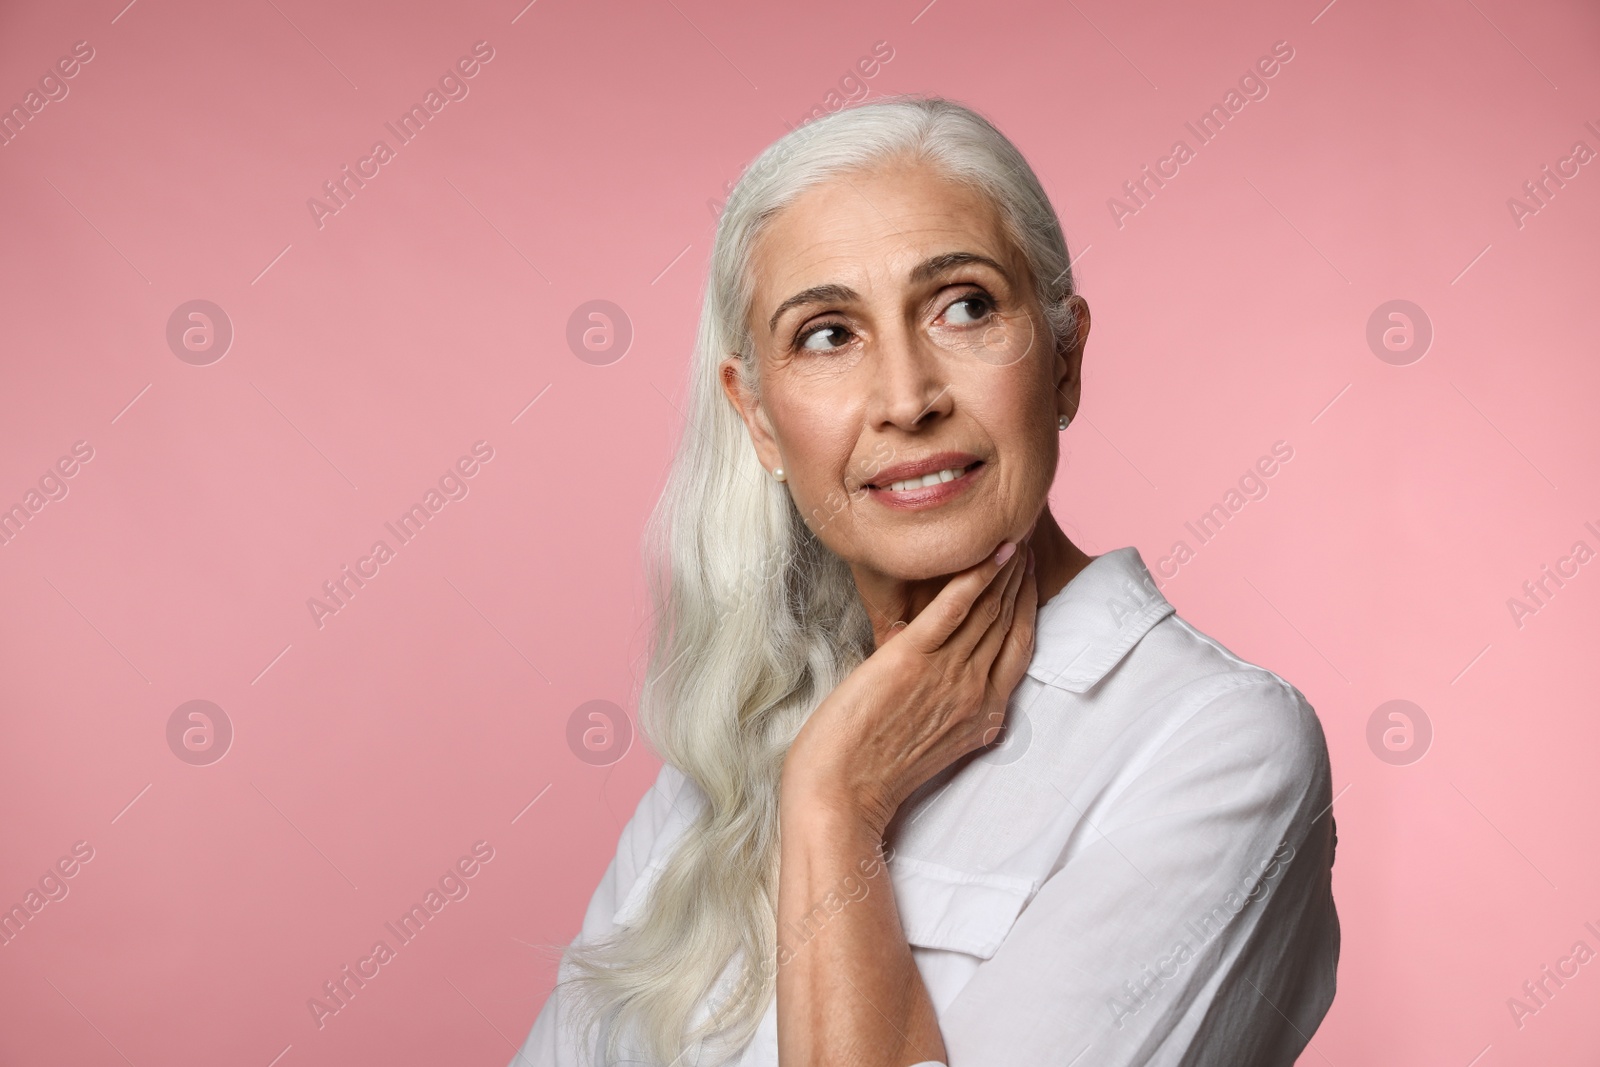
[723,158,1070,586]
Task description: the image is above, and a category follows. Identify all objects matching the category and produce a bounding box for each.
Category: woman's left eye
[799,325,851,352]
[943,296,993,325]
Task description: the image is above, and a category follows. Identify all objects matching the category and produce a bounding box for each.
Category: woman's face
[722,157,1087,583]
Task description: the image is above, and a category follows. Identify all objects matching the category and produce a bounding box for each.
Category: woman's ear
[719,355,783,473]
[1054,295,1090,423]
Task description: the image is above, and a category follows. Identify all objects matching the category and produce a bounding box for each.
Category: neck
[856,508,1093,650]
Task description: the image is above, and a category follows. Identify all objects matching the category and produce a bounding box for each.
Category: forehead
[748,160,1020,319]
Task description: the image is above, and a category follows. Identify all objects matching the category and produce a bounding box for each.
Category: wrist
[781,798,889,876]
[780,772,888,840]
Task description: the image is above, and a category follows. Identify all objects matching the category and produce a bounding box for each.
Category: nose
[867,323,952,431]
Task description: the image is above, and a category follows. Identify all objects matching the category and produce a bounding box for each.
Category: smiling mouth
[868,461,983,493]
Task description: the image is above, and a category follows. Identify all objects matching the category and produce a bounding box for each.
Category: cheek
[968,379,1056,488]
[1002,424,1057,488]
[769,394,856,487]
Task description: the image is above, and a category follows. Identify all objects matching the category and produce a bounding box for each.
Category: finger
[966,545,1030,750]
[966,538,1028,665]
[900,541,1019,654]
[942,544,1024,661]
[979,701,1009,748]
[988,547,1040,691]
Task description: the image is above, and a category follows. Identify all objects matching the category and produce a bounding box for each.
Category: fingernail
[994,541,1017,567]
[1025,545,1036,576]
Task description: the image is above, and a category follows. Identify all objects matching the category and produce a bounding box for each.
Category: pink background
[2,0,1598,1063]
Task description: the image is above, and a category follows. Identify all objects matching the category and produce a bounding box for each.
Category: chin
[872,527,998,581]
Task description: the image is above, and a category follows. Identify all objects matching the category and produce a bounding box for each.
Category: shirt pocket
[615,853,1036,961]
[890,854,1036,959]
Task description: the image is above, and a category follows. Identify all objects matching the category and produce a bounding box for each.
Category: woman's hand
[782,540,1040,836]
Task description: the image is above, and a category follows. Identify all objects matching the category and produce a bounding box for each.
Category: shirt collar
[1025,546,1176,694]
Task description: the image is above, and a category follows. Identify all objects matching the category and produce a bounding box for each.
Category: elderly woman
[514,96,1339,1067]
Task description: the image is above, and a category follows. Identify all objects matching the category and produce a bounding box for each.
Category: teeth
[887,465,969,492]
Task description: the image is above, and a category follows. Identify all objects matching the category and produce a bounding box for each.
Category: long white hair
[557,95,1080,1066]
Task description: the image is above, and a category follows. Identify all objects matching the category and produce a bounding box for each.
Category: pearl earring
[773,467,786,482]
[1058,415,1071,430]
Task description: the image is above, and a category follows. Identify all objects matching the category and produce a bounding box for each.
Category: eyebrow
[909,251,1010,286]
[765,251,1012,335]
[767,283,858,335]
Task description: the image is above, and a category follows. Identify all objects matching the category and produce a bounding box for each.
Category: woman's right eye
[799,324,851,352]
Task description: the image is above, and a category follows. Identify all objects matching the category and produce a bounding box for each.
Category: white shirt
[513,546,1340,1066]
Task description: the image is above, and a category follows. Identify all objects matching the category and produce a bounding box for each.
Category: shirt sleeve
[510,761,693,1067]
[936,674,1341,1067]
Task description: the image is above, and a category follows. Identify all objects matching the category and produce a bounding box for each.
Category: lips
[864,451,984,491]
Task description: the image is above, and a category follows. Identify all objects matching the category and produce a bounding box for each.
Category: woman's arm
[931,676,1339,1066]
[776,542,1038,1067]
[775,791,944,1066]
